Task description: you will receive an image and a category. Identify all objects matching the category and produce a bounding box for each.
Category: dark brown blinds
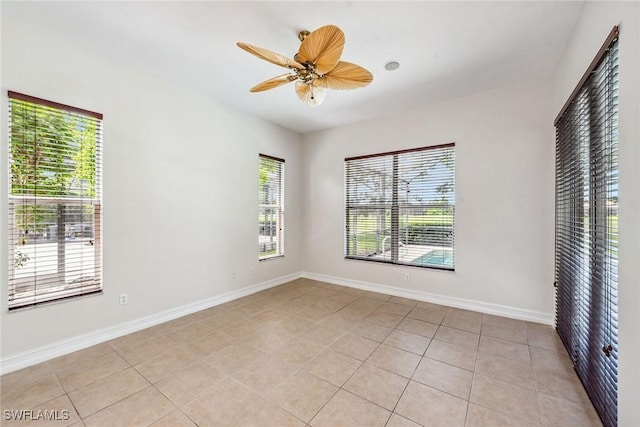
[258,154,285,260]
[554,28,618,427]
[8,92,103,309]
[345,144,455,269]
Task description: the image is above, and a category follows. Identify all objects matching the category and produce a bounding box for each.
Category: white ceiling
[5,1,583,134]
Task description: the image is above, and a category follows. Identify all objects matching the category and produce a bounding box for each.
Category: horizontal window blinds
[259,154,285,260]
[8,92,103,309]
[345,144,455,269]
[554,28,618,427]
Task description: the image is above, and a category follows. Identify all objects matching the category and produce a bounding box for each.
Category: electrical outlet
[232,272,238,280]
[404,273,411,281]
[119,293,128,305]
[249,265,254,273]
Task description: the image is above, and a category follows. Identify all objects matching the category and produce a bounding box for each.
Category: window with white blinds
[554,27,618,427]
[258,154,284,260]
[8,92,103,309]
[345,144,455,269]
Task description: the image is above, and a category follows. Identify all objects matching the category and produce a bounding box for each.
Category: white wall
[0,16,303,359]
[302,80,555,318]
[553,2,640,426]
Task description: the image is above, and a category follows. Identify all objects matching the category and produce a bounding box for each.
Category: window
[258,154,284,260]
[554,27,618,427]
[8,92,103,309]
[345,144,455,269]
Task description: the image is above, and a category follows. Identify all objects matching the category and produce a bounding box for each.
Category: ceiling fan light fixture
[296,81,326,107]
[384,60,401,71]
[237,25,373,107]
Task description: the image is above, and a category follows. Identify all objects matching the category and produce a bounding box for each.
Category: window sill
[344,256,455,272]
[8,289,103,312]
[259,255,285,262]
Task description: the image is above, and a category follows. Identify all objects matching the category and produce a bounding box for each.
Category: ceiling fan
[237,25,373,107]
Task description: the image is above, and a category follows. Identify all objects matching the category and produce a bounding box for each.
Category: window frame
[258,154,285,261]
[7,91,103,310]
[344,143,455,270]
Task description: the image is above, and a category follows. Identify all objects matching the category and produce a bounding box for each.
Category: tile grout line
[383,307,442,427]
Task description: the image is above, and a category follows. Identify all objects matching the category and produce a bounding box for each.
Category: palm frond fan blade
[295,81,326,107]
[250,74,297,92]
[316,61,373,90]
[237,42,304,69]
[296,25,345,74]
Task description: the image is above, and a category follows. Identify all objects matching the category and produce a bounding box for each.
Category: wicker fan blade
[316,61,373,90]
[295,81,326,107]
[250,74,297,92]
[237,42,304,70]
[296,25,345,74]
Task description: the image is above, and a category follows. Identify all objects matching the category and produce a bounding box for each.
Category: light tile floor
[0,279,602,426]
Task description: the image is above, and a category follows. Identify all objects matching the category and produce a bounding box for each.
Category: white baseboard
[1,270,553,375]
[301,271,554,325]
[0,272,302,375]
